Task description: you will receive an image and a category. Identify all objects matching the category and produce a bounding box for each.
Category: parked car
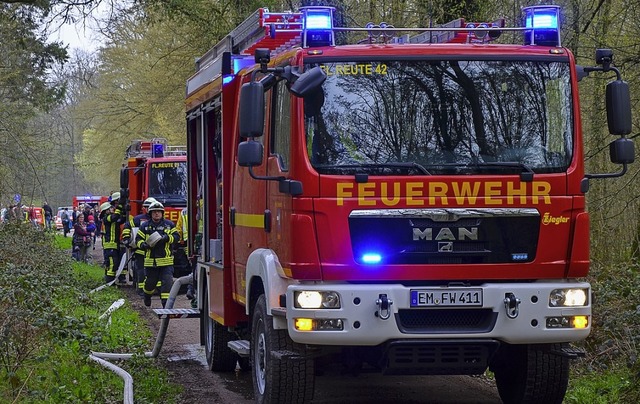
[55,206,74,231]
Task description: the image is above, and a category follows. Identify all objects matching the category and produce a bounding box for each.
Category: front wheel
[251,295,315,404]
[202,286,237,372]
[491,343,569,404]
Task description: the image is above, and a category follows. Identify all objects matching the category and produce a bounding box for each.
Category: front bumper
[286,281,590,345]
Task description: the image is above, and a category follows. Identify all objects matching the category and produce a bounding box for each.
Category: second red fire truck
[120,138,190,277]
[182,5,634,403]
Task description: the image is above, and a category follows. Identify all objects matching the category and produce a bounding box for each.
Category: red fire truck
[120,138,190,276]
[183,5,633,403]
[72,195,109,210]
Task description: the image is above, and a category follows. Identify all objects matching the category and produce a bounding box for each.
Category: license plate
[410,288,483,307]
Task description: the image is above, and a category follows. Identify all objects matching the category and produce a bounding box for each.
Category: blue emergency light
[152,143,164,157]
[361,253,382,264]
[523,5,561,47]
[301,6,335,47]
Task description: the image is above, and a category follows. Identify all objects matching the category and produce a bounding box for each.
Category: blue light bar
[362,253,382,264]
[233,57,255,74]
[153,143,164,157]
[522,5,561,47]
[300,6,335,47]
[525,12,557,29]
[305,12,332,30]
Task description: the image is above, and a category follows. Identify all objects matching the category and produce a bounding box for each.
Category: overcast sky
[50,21,101,52]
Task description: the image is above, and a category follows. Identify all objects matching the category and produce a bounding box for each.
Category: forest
[1,0,640,398]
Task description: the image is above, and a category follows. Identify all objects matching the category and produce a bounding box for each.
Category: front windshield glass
[149,161,187,204]
[304,59,572,175]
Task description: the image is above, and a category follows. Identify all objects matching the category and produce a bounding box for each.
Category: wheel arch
[245,248,293,317]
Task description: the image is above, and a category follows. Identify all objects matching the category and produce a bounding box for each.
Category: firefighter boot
[161,299,167,308]
[144,293,151,307]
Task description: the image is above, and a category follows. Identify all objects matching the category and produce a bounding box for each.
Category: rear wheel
[203,286,237,371]
[491,343,569,404]
[251,295,315,404]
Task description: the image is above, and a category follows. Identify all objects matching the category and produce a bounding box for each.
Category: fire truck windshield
[148,161,187,205]
[304,59,573,176]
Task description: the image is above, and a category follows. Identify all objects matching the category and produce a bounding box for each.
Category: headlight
[549,288,588,307]
[294,291,341,309]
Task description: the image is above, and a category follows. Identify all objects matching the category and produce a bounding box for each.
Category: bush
[0,223,180,402]
[0,222,74,398]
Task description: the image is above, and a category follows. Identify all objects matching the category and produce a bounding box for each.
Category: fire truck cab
[120,138,190,277]
[185,5,633,403]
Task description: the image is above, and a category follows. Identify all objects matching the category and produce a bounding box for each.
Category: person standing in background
[42,202,53,230]
[73,214,91,263]
[100,201,125,283]
[61,208,70,236]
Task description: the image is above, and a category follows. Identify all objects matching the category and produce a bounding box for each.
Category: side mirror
[238,141,263,167]
[289,66,327,97]
[606,80,632,136]
[120,167,128,189]
[239,81,265,138]
[610,138,635,165]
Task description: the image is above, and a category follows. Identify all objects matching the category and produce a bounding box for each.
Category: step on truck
[184,5,634,403]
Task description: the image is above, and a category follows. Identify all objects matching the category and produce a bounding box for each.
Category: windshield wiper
[425,161,534,181]
[315,162,431,175]
[475,162,535,181]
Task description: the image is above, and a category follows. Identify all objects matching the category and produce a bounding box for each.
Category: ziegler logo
[413,227,478,241]
[542,213,570,225]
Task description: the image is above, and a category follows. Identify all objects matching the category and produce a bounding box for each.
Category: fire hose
[90,273,194,402]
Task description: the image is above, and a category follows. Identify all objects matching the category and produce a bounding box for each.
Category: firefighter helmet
[148,201,164,213]
[111,191,121,201]
[100,202,112,213]
[143,197,157,208]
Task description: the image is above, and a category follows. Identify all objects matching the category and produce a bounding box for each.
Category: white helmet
[100,202,112,213]
[110,191,121,201]
[143,197,157,208]
[147,201,165,213]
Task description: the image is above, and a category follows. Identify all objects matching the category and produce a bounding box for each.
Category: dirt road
[126,289,502,404]
[93,247,501,403]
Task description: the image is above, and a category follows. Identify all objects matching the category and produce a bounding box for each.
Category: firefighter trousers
[134,254,146,291]
[143,265,174,307]
[103,248,121,283]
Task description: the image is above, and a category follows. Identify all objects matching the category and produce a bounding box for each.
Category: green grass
[566,368,634,404]
[0,228,181,402]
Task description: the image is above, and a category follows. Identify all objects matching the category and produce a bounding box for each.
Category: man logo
[413,227,479,241]
[438,242,454,252]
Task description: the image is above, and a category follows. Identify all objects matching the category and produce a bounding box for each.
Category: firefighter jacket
[135,218,178,267]
[122,213,151,256]
[101,205,125,250]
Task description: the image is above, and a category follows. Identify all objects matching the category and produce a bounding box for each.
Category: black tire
[203,286,237,372]
[491,343,569,404]
[251,295,315,404]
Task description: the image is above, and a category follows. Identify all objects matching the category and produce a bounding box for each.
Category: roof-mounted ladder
[188,8,304,97]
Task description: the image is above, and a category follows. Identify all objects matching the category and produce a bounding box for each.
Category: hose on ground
[91,273,194,360]
[89,273,194,402]
[89,354,134,404]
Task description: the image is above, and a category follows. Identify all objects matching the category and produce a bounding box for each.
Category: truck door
[265,81,293,270]
[231,88,269,300]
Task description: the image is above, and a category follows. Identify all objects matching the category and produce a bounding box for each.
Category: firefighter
[100,201,126,283]
[122,197,156,295]
[135,201,178,307]
[110,191,121,205]
[175,207,195,300]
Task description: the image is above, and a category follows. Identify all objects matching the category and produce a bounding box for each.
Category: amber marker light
[572,316,589,329]
[295,318,314,331]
